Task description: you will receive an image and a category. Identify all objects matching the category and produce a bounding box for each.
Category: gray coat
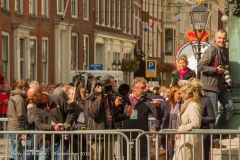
[197,39,228,91]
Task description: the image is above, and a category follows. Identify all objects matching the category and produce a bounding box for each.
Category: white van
[69,70,124,88]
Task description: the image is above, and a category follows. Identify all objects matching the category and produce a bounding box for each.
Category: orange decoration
[185,30,210,41]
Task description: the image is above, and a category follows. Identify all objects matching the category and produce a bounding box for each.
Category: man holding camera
[197,29,234,148]
[86,74,132,160]
[27,85,75,160]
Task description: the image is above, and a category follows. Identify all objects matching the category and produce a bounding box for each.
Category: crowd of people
[0,29,233,160]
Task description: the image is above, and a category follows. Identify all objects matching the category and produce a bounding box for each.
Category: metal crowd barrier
[135,129,240,160]
[0,129,144,160]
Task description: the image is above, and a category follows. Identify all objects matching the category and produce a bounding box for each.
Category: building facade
[0,0,94,85]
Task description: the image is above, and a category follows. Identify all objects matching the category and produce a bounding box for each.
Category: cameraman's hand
[125,106,132,117]
[115,96,123,107]
[216,66,226,74]
[95,86,103,99]
[53,123,64,131]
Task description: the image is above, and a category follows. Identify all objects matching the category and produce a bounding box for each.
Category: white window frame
[83,0,89,20]
[29,36,37,81]
[128,1,131,33]
[71,33,78,70]
[1,0,9,10]
[116,0,120,29]
[57,0,64,15]
[95,0,100,24]
[15,0,23,13]
[112,0,116,27]
[149,0,153,16]
[19,38,27,79]
[106,0,110,26]
[29,0,37,15]
[83,35,89,70]
[123,0,127,32]
[71,0,78,17]
[42,0,49,17]
[1,31,10,81]
[101,0,105,25]
[42,37,49,83]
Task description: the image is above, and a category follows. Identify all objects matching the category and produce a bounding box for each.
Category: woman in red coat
[0,83,10,117]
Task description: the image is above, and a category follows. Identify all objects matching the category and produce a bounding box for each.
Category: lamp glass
[190,5,211,31]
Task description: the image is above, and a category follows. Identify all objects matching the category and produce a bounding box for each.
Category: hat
[153,86,160,90]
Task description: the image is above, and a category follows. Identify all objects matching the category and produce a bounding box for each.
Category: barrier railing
[0,129,144,160]
[135,129,240,160]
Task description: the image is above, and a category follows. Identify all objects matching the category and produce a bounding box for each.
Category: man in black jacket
[122,77,161,160]
[27,86,75,160]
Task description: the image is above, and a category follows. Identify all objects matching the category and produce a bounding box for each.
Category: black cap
[153,86,160,90]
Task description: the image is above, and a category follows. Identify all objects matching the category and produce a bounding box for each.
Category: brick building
[0,0,94,85]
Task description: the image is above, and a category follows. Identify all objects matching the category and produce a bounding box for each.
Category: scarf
[179,67,189,79]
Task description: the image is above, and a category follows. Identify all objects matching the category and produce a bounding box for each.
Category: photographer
[27,85,75,160]
[86,74,132,160]
[197,29,234,148]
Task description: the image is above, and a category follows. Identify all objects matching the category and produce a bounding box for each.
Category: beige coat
[173,101,202,160]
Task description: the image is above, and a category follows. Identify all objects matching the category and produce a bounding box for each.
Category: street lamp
[189,0,211,79]
[112,60,116,70]
[117,60,122,70]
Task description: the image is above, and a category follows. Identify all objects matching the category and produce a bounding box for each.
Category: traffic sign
[89,64,103,70]
[146,60,157,78]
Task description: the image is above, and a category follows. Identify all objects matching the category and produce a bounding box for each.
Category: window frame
[1,0,9,10]
[29,37,38,81]
[42,37,49,83]
[57,0,64,15]
[29,0,38,15]
[71,0,78,17]
[95,0,100,24]
[42,0,49,17]
[71,33,78,70]
[1,31,10,81]
[15,0,23,13]
[83,35,89,70]
[83,0,89,20]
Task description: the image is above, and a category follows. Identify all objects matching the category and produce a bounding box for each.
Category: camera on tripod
[221,64,233,89]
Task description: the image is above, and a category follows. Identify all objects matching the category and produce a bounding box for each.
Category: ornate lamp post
[189,0,211,79]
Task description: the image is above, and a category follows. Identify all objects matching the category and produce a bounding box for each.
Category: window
[71,0,78,17]
[106,0,110,26]
[95,0,99,23]
[112,0,116,27]
[15,0,23,13]
[42,0,49,16]
[29,38,37,81]
[128,1,131,33]
[165,28,174,56]
[83,0,89,20]
[42,38,48,83]
[123,0,127,32]
[1,0,9,10]
[83,35,89,70]
[1,32,9,81]
[29,0,37,15]
[101,0,105,24]
[71,33,78,70]
[149,0,153,16]
[57,0,64,14]
[20,38,26,79]
[116,0,120,28]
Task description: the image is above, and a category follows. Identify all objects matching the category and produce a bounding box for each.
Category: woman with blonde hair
[188,77,216,160]
[173,54,196,86]
[173,84,202,160]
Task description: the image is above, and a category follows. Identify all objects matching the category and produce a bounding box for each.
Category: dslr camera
[91,76,112,95]
[60,125,72,141]
[221,64,233,89]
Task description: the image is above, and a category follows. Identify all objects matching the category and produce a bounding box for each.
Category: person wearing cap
[150,86,164,102]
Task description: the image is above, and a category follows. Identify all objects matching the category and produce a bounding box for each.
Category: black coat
[200,95,216,128]
[122,94,161,157]
[172,68,196,86]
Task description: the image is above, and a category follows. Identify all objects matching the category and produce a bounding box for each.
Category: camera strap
[220,50,228,65]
